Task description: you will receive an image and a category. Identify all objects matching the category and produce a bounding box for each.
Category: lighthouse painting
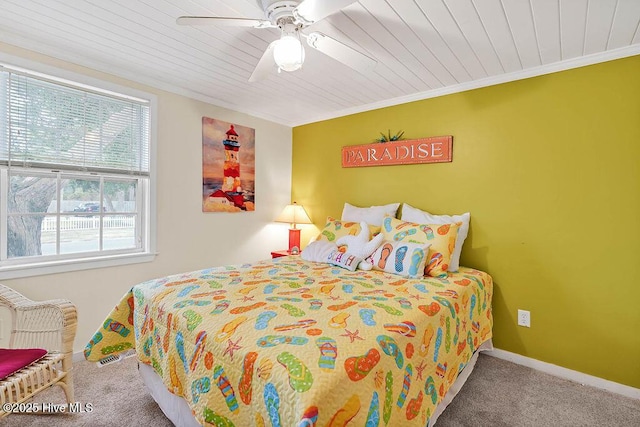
[202,117,255,212]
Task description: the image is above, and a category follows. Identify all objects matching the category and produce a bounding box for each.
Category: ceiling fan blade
[176,16,273,28]
[294,0,357,24]
[305,32,376,73]
[249,41,277,82]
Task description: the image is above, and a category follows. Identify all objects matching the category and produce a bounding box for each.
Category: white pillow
[341,202,400,227]
[301,240,337,262]
[401,203,470,272]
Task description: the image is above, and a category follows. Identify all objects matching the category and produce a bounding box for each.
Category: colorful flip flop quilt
[85,257,493,426]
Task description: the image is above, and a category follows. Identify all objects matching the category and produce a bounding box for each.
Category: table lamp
[275,202,312,254]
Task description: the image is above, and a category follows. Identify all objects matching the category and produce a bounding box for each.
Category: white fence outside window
[41,216,135,231]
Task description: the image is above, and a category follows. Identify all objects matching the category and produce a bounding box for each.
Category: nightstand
[271,250,297,259]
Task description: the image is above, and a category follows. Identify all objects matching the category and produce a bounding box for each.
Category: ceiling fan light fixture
[273,34,305,72]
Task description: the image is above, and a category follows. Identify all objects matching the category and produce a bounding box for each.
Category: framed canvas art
[202,117,255,212]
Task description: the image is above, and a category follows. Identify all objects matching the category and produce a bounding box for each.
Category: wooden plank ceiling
[0,0,638,126]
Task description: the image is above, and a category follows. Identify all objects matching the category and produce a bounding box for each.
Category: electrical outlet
[517,309,531,327]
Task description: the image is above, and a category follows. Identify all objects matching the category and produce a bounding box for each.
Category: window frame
[0,54,157,280]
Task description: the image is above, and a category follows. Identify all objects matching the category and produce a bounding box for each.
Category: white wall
[0,42,293,353]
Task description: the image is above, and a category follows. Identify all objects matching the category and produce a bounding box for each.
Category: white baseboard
[486,348,640,400]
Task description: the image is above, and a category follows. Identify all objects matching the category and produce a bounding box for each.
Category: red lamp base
[288,228,301,253]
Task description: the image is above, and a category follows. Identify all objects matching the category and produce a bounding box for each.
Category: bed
[85,255,493,426]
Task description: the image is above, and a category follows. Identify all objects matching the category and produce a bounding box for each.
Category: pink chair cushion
[0,348,48,380]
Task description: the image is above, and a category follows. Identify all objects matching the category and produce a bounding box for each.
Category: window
[0,63,155,278]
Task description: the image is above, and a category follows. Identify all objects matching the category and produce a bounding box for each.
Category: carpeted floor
[3,354,639,426]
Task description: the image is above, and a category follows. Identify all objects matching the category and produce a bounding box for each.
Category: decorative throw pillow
[327,250,363,271]
[341,202,400,227]
[401,203,470,272]
[366,241,431,278]
[381,216,460,278]
[315,217,379,243]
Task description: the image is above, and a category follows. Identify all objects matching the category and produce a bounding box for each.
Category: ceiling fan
[177,0,376,82]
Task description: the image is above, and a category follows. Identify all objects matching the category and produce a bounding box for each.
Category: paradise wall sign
[202,117,255,212]
[342,135,452,168]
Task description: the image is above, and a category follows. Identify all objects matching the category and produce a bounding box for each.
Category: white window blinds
[0,68,150,176]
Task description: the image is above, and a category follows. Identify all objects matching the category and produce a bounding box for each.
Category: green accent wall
[292,55,640,388]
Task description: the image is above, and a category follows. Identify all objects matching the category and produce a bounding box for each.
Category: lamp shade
[275,202,312,228]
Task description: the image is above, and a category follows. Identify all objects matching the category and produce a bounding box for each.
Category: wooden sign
[342,136,452,168]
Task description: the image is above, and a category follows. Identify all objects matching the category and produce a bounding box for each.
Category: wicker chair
[0,284,77,417]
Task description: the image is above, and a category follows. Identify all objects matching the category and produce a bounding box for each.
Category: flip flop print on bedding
[273,319,317,332]
[213,365,239,414]
[169,355,183,395]
[255,311,277,330]
[239,352,258,404]
[359,309,377,326]
[229,302,267,314]
[409,247,426,276]
[309,299,323,310]
[214,316,248,342]
[329,312,350,328]
[280,303,305,317]
[327,301,358,311]
[383,371,394,424]
[433,296,457,318]
[175,331,189,372]
[396,364,413,409]
[191,376,211,403]
[84,331,103,358]
[202,407,235,427]
[377,243,393,269]
[103,318,130,338]
[298,406,318,427]
[395,296,412,309]
[264,383,282,427]
[177,284,200,297]
[277,351,313,392]
[383,321,416,337]
[210,300,230,315]
[327,394,360,427]
[100,341,132,355]
[142,337,153,357]
[393,229,417,241]
[406,391,424,420]
[395,245,408,272]
[433,328,443,362]
[424,376,438,404]
[372,302,403,316]
[182,309,202,331]
[365,391,380,427]
[344,348,380,381]
[256,335,308,348]
[377,335,404,368]
[173,299,212,309]
[421,225,434,240]
[315,337,338,370]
